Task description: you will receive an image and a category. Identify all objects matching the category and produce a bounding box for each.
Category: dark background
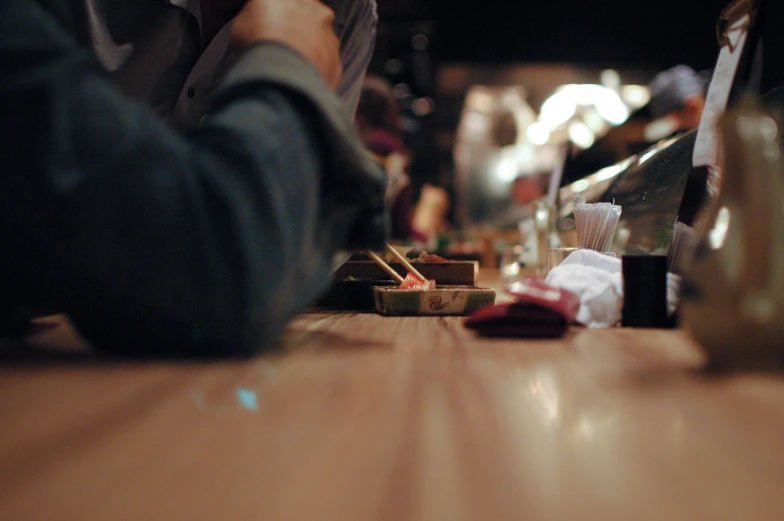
[377,0,730,69]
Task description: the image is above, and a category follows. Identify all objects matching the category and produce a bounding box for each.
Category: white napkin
[544,249,681,328]
[545,250,623,327]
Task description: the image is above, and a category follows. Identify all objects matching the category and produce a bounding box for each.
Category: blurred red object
[464,278,579,338]
[504,277,580,321]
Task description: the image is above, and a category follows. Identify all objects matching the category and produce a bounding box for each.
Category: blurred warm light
[571,179,590,192]
[465,88,495,114]
[392,83,410,99]
[526,122,551,145]
[539,91,577,129]
[568,121,595,149]
[489,144,540,188]
[536,83,629,148]
[600,69,621,91]
[644,117,678,142]
[494,153,520,182]
[461,112,489,139]
[499,88,525,107]
[621,85,651,108]
[412,97,434,116]
[514,144,534,165]
[709,206,731,250]
[583,111,606,133]
[760,116,778,141]
[736,116,756,140]
[764,141,780,162]
[590,88,629,124]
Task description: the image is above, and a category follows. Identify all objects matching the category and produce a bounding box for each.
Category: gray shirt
[84,0,377,128]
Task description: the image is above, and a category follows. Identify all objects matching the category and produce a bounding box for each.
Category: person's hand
[230,0,342,89]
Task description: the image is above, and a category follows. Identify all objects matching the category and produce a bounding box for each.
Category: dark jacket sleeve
[0,0,388,357]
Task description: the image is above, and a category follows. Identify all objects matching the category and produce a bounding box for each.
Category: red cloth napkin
[464,278,580,338]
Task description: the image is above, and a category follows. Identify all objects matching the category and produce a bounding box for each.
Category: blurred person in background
[355,75,423,241]
[561,65,707,186]
[494,173,546,229]
[412,184,451,249]
[1,0,387,357]
[644,64,710,226]
[644,64,707,143]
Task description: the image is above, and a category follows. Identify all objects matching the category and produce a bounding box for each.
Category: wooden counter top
[3,307,784,520]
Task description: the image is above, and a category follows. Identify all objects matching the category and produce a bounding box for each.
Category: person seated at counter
[0,0,388,357]
[77,0,378,125]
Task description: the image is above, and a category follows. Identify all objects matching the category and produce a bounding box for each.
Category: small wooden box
[373,286,496,316]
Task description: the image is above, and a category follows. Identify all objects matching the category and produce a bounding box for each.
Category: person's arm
[0,0,387,357]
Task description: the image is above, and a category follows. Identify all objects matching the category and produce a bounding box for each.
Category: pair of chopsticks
[366,245,427,284]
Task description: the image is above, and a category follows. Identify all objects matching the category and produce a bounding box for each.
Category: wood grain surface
[3,306,784,520]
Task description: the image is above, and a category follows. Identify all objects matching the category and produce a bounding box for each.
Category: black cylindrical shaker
[622,254,668,327]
